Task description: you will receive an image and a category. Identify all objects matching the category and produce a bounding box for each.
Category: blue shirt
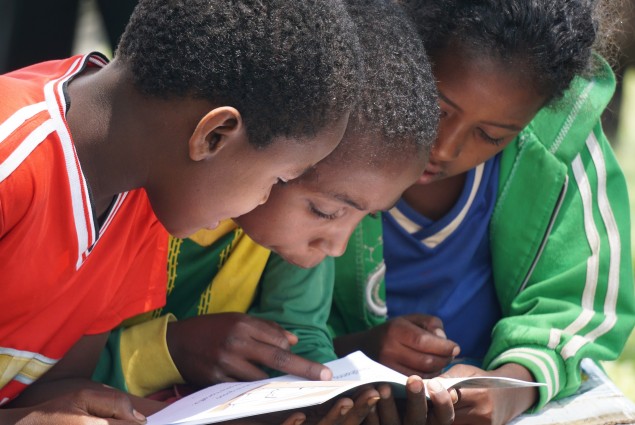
[383,157,502,361]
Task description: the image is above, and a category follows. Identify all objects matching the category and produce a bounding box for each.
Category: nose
[311,228,351,258]
[433,119,465,162]
[315,238,348,257]
[258,187,272,206]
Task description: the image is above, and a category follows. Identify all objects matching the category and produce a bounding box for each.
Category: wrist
[492,363,538,417]
[493,363,535,382]
[165,320,180,364]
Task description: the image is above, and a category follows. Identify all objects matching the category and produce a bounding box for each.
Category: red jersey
[0,54,168,404]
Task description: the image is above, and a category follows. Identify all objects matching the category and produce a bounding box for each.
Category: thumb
[281,412,306,425]
[284,331,299,346]
[81,389,146,423]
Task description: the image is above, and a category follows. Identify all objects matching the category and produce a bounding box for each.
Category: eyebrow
[480,120,523,132]
[327,189,404,213]
[439,91,524,132]
[331,193,366,211]
[438,91,462,112]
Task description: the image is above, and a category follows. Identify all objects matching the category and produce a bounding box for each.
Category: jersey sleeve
[249,254,338,366]
[484,122,635,411]
[93,313,185,397]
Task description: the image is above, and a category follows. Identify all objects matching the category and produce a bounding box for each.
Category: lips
[424,164,443,175]
[418,162,445,185]
[426,156,448,171]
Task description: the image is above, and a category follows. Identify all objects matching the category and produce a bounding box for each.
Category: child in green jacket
[331,1,635,424]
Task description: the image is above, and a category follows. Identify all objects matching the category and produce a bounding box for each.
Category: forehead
[432,50,546,124]
[296,157,421,210]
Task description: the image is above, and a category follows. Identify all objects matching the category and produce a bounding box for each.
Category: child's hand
[362,376,456,425]
[247,379,455,425]
[440,363,538,425]
[166,313,331,385]
[303,383,449,425]
[5,388,147,424]
[361,314,460,377]
[232,386,382,425]
[306,386,382,425]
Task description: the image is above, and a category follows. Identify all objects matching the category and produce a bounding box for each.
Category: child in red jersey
[0,0,361,423]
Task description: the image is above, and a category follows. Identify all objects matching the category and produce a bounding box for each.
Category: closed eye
[309,202,339,220]
[477,128,504,146]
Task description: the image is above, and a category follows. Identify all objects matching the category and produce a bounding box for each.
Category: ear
[189,106,244,161]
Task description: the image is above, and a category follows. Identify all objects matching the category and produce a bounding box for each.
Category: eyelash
[310,203,338,220]
[477,128,504,146]
[440,108,504,147]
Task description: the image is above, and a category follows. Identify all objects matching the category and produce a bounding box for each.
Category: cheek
[280,214,316,243]
[477,144,510,168]
[458,143,501,170]
[238,208,291,246]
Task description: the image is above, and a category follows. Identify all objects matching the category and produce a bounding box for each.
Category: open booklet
[148,351,544,425]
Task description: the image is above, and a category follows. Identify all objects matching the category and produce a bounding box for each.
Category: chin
[158,222,185,238]
[168,228,195,239]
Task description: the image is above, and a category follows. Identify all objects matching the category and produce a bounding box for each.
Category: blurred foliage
[603,67,635,402]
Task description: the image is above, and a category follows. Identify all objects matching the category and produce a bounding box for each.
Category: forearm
[8,332,167,418]
[0,406,38,424]
[252,255,338,365]
[9,378,96,407]
[9,377,166,416]
[9,333,108,407]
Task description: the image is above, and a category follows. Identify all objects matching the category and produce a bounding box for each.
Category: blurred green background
[603,66,635,402]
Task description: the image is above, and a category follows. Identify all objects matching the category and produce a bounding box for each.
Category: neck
[401,172,466,221]
[65,61,148,216]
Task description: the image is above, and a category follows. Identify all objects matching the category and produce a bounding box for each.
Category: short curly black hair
[403,0,610,103]
[116,0,362,147]
[326,0,438,167]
